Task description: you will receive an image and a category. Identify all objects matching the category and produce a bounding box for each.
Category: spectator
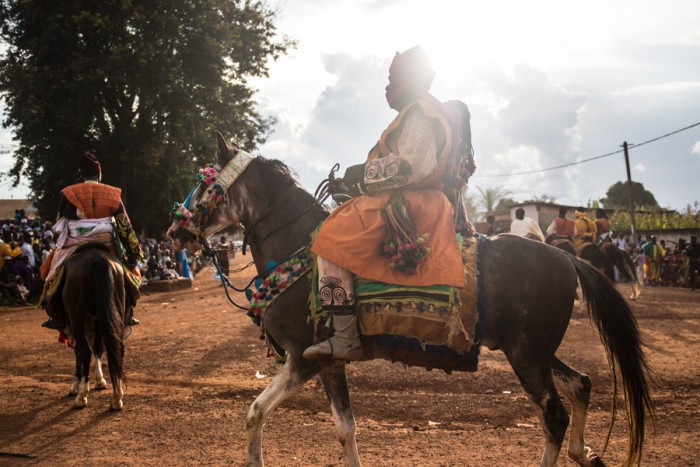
[16,276,30,301]
[19,233,35,268]
[0,259,25,305]
[175,248,192,279]
[161,261,179,280]
[216,236,230,276]
[12,255,34,298]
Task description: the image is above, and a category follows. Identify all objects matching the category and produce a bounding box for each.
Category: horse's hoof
[72,398,88,409]
[109,399,123,411]
[94,380,108,390]
[584,446,605,467]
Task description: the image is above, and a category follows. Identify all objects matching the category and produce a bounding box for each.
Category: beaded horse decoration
[170,148,256,237]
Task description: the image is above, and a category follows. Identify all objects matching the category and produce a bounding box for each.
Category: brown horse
[56,246,127,410]
[551,240,641,300]
[168,132,653,466]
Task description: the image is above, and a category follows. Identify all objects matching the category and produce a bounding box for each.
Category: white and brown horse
[168,132,653,466]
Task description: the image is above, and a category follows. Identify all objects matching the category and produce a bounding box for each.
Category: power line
[472,120,700,178]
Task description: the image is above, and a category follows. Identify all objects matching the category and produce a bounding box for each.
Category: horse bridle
[171,150,317,311]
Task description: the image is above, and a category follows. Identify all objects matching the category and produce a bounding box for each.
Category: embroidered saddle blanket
[306,235,480,352]
[355,235,478,351]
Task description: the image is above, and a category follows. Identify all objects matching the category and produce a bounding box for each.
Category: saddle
[41,244,140,328]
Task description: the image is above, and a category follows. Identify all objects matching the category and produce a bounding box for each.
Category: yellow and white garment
[45,217,115,282]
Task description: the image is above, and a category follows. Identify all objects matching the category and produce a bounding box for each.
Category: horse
[167,132,653,466]
[566,241,641,300]
[52,246,128,410]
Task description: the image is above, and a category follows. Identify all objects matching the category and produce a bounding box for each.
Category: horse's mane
[254,156,300,192]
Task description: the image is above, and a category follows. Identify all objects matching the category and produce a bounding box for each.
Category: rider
[509,207,544,241]
[594,208,612,245]
[41,151,143,329]
[573,207,597,250]
[304,46,473,360]
[545,206,577,246]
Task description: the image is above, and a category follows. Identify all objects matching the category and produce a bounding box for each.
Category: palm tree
[474,186,513,215]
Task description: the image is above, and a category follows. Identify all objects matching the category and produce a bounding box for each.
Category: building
[0,199,38,221]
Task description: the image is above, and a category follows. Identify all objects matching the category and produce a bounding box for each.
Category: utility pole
[622,141,637,240]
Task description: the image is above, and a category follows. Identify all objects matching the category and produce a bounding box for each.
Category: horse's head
[167,131,253,252]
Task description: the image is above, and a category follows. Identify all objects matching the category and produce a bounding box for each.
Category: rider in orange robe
[305,47,472,360]
[41,152,143,330]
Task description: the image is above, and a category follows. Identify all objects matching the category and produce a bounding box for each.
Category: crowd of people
[622,234,699,289]
[0,210,55,306]
[0,207,241,308]
[125,235,237,283]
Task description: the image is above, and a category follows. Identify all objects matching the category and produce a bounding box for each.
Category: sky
[2,0,700,215]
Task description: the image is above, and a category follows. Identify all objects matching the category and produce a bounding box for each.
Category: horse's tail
[95,256,126,386]
[570,256,653,465]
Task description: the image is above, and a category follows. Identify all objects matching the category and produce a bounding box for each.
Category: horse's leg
[246,356,320,467]
[319,361,361,467]
[72,339,92,409]
[552,357,604,467]
[622,255,642,300]
[109,377,124,411]
[505,353,569,467]
[93,353,108,390]
[69,353,80,396]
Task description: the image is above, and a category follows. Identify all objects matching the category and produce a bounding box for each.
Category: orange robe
[311,99,464,287]
[61,183,121,218]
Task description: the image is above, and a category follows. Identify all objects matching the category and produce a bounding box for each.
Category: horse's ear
[215,131,233,165]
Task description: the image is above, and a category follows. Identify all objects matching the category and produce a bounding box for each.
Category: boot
[303,311,363,361]
[125,305,139,326]
[41,317,64,330]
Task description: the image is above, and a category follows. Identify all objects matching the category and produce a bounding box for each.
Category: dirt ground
[1,253,698,466]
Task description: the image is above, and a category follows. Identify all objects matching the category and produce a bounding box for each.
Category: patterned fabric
[317,257,355,309]
[247,251,312,326]
[114,212,142,258]
[361,106,440,193]
[61,183,121,219]
[356,235,479,351]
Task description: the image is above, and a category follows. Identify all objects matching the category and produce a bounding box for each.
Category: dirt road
[1,254,698,465]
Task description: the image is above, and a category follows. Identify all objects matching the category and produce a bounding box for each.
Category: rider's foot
[41,318,64,330]
[126,316,140,326]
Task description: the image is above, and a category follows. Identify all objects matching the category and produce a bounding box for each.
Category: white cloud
[613,81,700,95]
[692,141,700,156]
[634,163,647,172]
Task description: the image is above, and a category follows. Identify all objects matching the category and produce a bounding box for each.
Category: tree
[474,186,512,215]
[522,194,556,204]
[0,0,292,235]
[599,181,658,210]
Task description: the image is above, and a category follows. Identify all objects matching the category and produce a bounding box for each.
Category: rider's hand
[342,164,365,197]
[328,178,348,195]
